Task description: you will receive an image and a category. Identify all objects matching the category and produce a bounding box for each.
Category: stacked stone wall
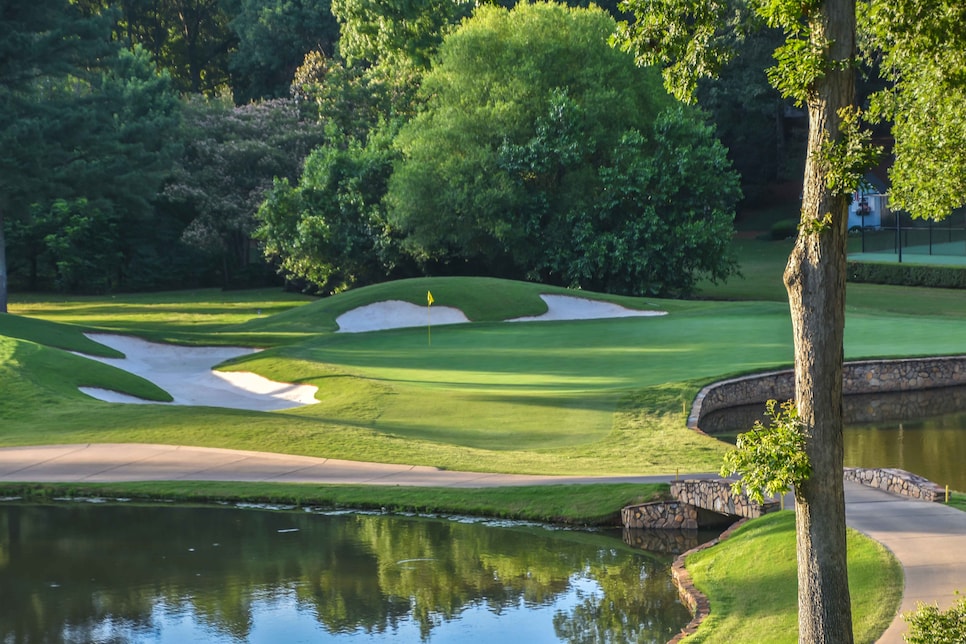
[689,355,966,433]
[845,467,945,502]
[671,479,779,519]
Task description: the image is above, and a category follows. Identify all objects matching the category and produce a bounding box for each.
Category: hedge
[847,261,966,289]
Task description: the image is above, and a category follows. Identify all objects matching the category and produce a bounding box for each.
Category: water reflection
[0,504,691,643]
[700,385,966,491]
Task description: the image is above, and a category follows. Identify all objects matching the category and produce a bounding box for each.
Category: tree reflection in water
[0,504,691,643]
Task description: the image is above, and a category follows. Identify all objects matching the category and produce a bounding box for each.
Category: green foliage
[77,0,236,95]
[862,0,966,221]
[612,0,747,103]
[818,107,882,197]
[1,18,181,297]
[164,96,325,288]
[255,130,406,293]
[330,0,470,68]
[903,597,966,644]
[847,261,966,289]
[31,199,121,292]
[721,399,811,504]
[389,2,739,296]
[229,0,340,103]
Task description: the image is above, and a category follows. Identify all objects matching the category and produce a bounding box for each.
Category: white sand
[336,300,470,333]
[78,334,319,411]
[336,294,665,332]
[78,295,664,410]
[507,295,666,322]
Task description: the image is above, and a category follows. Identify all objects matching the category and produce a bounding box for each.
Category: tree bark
[784,0,856,642]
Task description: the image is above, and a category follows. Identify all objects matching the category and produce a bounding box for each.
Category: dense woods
[1,0,802,305]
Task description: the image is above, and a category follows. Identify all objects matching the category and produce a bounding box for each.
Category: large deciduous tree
[228,0,340,103]
[389,2,740,296]
[163,96,325,288]
[615,0,966,640]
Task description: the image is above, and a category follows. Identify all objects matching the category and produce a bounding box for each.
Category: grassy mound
[683,511,902,643]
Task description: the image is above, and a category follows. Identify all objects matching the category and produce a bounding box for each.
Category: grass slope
[683,512,903,644]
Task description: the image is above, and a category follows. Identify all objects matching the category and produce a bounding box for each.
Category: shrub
[903,597,966,644]
[847,261,966,289]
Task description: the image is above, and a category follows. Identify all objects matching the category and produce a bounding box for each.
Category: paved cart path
[0,443,963,643]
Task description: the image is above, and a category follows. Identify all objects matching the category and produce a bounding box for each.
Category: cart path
[1,443,963,643]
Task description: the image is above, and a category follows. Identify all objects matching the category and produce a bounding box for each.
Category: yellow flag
[427,290,434,306]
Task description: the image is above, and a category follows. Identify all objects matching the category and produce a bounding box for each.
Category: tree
[330,0,469,69]
[163,96,325,288]
[76,0,235,95]
[0,0,113,310]
[0,2,181,305]
[614,0,965,641]
[228,0,340,103]
[255,129,406,294]
[388,2,739,295]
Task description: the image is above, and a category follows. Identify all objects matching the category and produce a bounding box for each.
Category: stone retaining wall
[845,467,945,501]
[671,479,780,519]
[689,355,966,433]
[622,479,779,531]
[668,519,747,643]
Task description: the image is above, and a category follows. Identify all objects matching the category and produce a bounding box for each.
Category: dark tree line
[0,0,794,307]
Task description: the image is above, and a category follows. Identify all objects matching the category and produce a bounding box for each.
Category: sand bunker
[77,295,664,409]
[336,300,470,333]
[507,295,666,322]
[78,334,319,411]
[336,294,665,332]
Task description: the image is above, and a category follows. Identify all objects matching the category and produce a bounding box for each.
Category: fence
[854,211,966,262]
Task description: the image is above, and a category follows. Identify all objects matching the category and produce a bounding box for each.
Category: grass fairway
[5,276,966,475]
[683,512,903,644]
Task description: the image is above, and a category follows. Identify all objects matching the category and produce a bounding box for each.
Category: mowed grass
[4,274,966,475]
[683,512,903,644]
[0,481,668,526]
[2,264,956,643]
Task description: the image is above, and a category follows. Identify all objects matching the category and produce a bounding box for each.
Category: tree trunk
[784,0,856,642]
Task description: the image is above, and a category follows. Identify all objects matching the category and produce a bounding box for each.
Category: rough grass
[683,512,903,644]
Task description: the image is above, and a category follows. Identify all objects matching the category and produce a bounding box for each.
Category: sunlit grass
[4,277,966,477]
[683,512,903,644]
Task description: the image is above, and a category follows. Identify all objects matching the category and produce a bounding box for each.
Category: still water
[0,503,692,644]
[699,384,966,491]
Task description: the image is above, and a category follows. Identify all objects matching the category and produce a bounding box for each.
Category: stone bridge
[622,478,780,530]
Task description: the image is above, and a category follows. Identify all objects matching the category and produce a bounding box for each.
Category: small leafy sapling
[720,399,812,504]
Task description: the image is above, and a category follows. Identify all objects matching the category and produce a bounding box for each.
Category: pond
[0,503,695,643]
[699,384,966,492]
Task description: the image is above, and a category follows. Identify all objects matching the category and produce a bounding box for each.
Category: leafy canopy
[388,1,740,296]
[721,399,812,505]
